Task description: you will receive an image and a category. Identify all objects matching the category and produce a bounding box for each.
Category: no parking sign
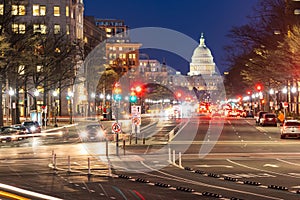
[112,122,121,133]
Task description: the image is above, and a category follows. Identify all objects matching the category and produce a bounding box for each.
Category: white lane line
[138,161,284,200]
[276,158,300,166]
[227,159,299,178]
[194,165,233,168]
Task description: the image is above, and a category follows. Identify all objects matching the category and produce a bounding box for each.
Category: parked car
[280,120,300,139]
[80,124,106,142]
[259,113,277,126]
[0,126,26,143]
[255,111,268,125]
[22,121,41,134]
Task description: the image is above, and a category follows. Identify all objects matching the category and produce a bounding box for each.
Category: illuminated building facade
[0,0,84,119]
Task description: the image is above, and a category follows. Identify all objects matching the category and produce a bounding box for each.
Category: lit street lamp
[33,89,40,122]
[8,88,15,125]
[53,90,58,127]
[68,91,74,124]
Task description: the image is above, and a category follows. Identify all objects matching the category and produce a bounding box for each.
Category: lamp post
[68,91,74,124]
[53,90,58,127]
[90,92,96,117]
[8,88,15,125]
[33,89,40,122]
[99,93,104,119]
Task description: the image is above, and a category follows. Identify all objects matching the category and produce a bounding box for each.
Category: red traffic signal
[135,86,142,93]
[256,84,262,91]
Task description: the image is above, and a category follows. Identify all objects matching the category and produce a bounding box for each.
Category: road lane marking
[277,159,300,166]
[194,165,233,168]
[0,183,63,200]
[139,161,284,200]
[263,164,279,168]
[0,190,30,200]
[222,173,276,178]
[226,159,300,178]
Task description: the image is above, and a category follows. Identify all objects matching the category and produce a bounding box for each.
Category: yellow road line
[0,190,30,200]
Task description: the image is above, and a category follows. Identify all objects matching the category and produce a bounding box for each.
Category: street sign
[282,102,288,108]
[131,105,141,116]
[42,105,47,113]
[132,117,141,125]
[112,122,121,133]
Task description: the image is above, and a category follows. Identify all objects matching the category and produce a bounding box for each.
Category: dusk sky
[84,0,260,74]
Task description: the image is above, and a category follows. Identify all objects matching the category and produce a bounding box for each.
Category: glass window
[12,24,26,34]
[33,24,47,34]
[66,6,69,17]
[0,5,3,15]
[12,5,25,15]
[66,25,70,35]
[54,24,60,34]
[37,65,42,72]
[40,6,46,15]
[54,6,60,16]
[12,5,18,15]
[33,5,46,16]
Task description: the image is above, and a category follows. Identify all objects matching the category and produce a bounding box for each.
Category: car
[22,121,41,134]
[280,120,300,139]
[255,111,268,124]
[259,113,277,126]
[242,110,254,118]
[0,126,26,143]
[228,109,239,117]
[80,124,106,142]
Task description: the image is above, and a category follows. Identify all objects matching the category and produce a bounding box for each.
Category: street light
[33,89,40,122]
[53,90,58,127]
[67,91,74,124]
[8,88,15,125]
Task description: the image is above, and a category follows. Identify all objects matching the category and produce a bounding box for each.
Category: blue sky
[84,0,259,74]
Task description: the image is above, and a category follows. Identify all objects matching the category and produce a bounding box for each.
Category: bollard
[143,137,145,144]
[88,157,91,176]
[67,155,71,173]
[107,160,112,177]
[172,150,176,165]
[105,139,108,157]
[53,153,57,170]
[179,152,182,168]
[123,139,126,155]
[168,148,171,162]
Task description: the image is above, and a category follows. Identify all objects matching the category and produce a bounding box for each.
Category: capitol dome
[189,33,216,76]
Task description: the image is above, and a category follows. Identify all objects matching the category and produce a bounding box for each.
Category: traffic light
[256,84,262,91]
[113,82,122,101]
[129,92,137,103]
[135,86,142,93]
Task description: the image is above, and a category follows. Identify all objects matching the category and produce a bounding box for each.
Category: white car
[280,120,300,139]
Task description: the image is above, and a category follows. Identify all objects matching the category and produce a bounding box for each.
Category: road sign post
[112,122,121,155]
[131,105,141,144]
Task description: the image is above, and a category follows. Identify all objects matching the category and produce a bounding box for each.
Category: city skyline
[84,0,260,74]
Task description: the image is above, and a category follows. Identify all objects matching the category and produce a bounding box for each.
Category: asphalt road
[0,116,300,199]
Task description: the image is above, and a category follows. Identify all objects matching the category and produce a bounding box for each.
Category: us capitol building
[138,33,223,101]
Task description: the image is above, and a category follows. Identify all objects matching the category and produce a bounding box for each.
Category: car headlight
[97,130,105,138]
[30,126,36,132]
[80,131,87,138]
